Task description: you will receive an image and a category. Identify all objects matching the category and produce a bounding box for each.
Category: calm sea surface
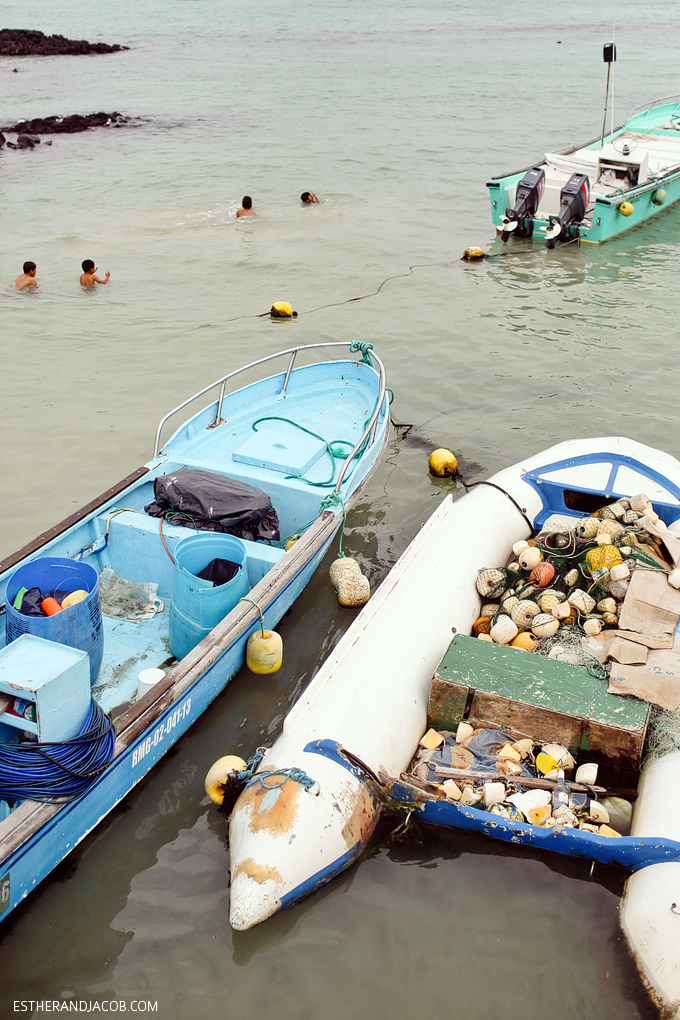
[1,1,679,1016]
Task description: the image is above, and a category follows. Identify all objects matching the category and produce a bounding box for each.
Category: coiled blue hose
[0,700,115,803]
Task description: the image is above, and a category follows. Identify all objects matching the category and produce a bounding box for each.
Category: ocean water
[1,1,679,1016]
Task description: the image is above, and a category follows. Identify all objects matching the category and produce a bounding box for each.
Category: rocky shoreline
[0,29,127,57]
[0,113,132,150]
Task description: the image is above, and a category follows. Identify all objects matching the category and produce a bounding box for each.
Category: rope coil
[239,747,319,796]
[0,700,115,802]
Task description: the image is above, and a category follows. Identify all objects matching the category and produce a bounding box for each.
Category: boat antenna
[610,7,617,141]
[601,40,617,149]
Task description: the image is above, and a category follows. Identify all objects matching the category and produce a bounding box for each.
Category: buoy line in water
[193,239,584,333]
[190,260,462,331]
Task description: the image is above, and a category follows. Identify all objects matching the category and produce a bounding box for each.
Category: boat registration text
[131,698,192,768]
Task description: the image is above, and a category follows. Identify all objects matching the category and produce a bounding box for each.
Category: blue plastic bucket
[168,534,249,661]
[5,557,104,685]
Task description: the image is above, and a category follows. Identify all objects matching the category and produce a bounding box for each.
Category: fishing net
[644,707,680,761]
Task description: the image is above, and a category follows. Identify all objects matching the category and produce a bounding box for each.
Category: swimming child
[14,261,38,289]
[80,260,110,287]
[301,191,320,204]
[236,195,254,218]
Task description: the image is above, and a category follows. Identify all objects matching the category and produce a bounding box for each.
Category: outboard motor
[545,172,590,248]
[501,166,545,240]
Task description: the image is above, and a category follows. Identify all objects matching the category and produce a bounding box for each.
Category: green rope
[244,767,319,795]
[349,341,374,366]
[587,656,608,681]
[251,416,357,488]
[320,492,347,558]
[239,597,266,638]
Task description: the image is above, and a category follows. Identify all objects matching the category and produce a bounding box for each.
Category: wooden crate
[429,633,649,768]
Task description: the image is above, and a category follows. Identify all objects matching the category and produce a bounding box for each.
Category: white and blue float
[226,436,680,1018]
[0,341,389,921]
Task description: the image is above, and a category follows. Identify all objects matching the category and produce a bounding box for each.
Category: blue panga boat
[0,341,389,921]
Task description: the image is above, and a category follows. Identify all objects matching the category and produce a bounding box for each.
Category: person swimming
[237,195,255,218]
[80,259,110,287]
[301,191,320,204]
[14,261,37,289]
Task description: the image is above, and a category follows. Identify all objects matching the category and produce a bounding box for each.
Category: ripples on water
[1,1,679,1016]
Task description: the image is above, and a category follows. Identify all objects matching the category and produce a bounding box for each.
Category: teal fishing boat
[0,341,388,923]
[487,51,680,247]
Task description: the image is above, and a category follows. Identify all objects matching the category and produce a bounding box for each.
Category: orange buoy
[41,597,63,616]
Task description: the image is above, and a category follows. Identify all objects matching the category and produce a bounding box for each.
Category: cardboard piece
[617,569,680,644]
[613,630,673,650]
[608,648,680,712]
[585,633,648,666]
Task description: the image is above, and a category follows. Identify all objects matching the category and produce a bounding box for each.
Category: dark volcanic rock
[7,134,39,149]
[0,29,128,57]
[3,112,129,134]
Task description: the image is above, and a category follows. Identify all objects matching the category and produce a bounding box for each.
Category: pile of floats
[409,723,630,836]
[471,492,674,654]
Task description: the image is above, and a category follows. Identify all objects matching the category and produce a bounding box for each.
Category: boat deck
[94,610,171,716]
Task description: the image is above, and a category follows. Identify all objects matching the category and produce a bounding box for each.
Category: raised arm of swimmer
[80,259,110,287]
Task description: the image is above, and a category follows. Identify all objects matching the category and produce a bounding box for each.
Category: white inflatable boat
[227,436,680,1018]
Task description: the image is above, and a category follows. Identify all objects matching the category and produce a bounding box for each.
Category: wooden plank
[431,765,606,794]
[0,466,149,575]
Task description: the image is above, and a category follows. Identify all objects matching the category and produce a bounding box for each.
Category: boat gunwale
[152,343,387,471]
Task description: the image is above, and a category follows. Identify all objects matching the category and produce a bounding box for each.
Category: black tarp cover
[145,467,280,542]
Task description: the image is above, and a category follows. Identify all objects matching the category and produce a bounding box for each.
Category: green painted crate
[429,633,649,767]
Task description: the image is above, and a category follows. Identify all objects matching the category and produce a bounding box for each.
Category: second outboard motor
[545,172,590,248]
[501,166,545,240]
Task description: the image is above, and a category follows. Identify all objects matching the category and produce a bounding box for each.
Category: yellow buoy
[428,448,458,477]
[462,247,486,262]
[652,188,667,205]
[271,301,294,318]
[535,751,558,775]
[585,545,623,574]
[240,597,283,674]
[619,201,634,217]
[246,629,283,673]
[284,535,299,551]
[510,632,538,652]
[61,589,89,609]
[204,754,247,806]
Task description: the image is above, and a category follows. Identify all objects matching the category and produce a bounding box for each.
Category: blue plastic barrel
[168,534,249,661]
[5,557,104,685]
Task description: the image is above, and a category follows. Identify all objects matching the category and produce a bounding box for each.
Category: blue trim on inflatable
[390,779,680,872]
[522,452,680,529]
[277,841,364,914]
[303,738,374,781]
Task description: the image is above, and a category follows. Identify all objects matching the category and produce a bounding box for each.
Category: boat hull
[488,167,680,244]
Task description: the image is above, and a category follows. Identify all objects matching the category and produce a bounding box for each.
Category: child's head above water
[82,259,95,273]
[23,261,36,275]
